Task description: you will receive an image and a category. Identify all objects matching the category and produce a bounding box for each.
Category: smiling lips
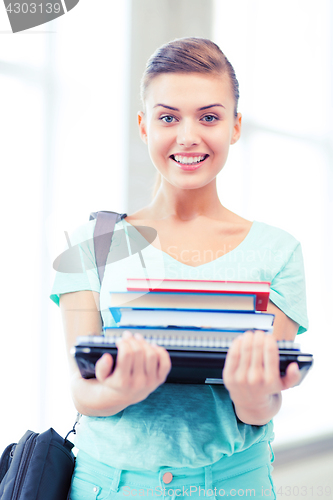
[170,154,209,169]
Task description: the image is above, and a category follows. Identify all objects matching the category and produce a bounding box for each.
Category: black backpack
[0,429,75,500]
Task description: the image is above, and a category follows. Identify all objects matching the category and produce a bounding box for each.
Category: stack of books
[73,278,313,383]
[101,279,274,383]
[105,278,273,337]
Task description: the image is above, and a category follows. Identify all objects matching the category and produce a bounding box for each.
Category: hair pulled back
[140,37,240,197]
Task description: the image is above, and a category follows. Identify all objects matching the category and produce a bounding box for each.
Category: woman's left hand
[223,330,301,425]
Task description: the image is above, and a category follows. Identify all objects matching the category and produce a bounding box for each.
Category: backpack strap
[89,211,127,285]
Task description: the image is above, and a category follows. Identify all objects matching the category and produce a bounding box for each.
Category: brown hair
[140,37,240,198]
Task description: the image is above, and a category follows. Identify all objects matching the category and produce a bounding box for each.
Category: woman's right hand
[94,331,171,409]
[60,291,171,417]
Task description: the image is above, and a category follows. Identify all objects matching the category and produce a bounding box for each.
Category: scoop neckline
[122,218,257,269]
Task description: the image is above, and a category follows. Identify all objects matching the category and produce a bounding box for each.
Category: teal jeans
[69,441,276,500]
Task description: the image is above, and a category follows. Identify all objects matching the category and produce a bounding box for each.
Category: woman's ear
[230,112,242,145]
[138,111,148,144]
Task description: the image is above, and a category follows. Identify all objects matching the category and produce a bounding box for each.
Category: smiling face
[138,72,242,191]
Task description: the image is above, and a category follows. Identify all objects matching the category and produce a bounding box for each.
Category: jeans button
[163,472,173,484]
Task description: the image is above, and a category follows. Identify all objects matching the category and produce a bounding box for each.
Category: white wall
[0,0,130,448]
[213,0,333,446]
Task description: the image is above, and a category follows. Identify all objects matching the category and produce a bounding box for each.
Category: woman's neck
[147,179,225,222]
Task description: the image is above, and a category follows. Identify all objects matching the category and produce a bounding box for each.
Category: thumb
[282,362,301,390]
[95,353,114,382]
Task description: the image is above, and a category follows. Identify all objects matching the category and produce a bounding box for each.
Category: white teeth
[173,155,206,164]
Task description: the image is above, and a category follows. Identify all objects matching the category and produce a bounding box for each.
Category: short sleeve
[50,219,100,306]
[269,242,308,334]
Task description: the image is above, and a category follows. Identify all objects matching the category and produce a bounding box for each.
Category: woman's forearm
[233,392,282,426]
[70,372,129,417]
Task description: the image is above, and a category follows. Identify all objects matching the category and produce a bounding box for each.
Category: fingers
[263,334,280,384]
[95,353,114,382]
[235,332,296,392]
[250,330,265,370]
[223,335,242,378]
[114,331,171,385]
[154,344,172,382]
[128,333,146,375]
[238,331,257,382]
[224,331,261,385]
[224,331,280,389]
[248,330,265,385]
[142,339,159,379]
[113,332,135,380]
[282,362,301,389]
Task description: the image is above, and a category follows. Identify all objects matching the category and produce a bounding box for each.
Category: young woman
[51,38,308,499]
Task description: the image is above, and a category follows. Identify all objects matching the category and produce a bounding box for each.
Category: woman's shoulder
[218,209,299,248]
[251,220,301,256]
[253,220,299,241]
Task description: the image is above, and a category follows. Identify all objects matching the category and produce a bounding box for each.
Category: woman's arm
[60,290,171,417]
[266,300,299,341]
[223,300,301,426]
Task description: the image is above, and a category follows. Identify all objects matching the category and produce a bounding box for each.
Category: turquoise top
[51,219,308,472]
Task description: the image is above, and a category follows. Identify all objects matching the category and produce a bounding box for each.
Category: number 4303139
[6,3,61,14]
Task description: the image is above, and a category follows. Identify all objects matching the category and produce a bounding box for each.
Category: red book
[126,278,271,311]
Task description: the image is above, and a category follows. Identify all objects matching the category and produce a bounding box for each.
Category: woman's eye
[161,115,175,123]
[202,115,217,123]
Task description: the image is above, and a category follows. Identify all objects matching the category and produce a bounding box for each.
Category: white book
[110,307,274,330]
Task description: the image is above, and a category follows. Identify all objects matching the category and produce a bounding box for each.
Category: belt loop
[110,468,122,492]
[204,465,216,500]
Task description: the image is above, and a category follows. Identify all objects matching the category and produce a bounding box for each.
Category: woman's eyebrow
[153,104,179,111]
[153,103,225,111]
[198,104,225,110]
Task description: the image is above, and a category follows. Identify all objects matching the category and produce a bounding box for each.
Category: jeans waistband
[76,441,271,493]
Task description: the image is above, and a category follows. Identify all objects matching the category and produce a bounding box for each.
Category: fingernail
[122,331,132,339]
[134,332,144,340]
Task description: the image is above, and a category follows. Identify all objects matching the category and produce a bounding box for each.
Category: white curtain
[213,0,333,446]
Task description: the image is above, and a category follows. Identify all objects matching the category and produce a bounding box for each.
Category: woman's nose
[176,120,200,147]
